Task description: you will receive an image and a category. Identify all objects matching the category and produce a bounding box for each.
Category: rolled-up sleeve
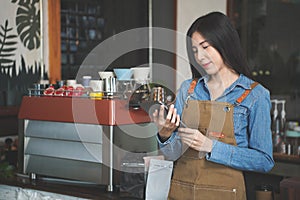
[157,132,182,161]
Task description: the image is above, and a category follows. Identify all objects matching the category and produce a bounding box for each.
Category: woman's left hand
[178,127,213,153]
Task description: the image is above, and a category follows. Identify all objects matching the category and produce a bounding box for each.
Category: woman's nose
[196,48,206,61]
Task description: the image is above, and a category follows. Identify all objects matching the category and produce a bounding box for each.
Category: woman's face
[191,32,225,75]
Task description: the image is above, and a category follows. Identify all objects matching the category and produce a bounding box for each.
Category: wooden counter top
[18,96,151,125]
[269,153,300,178]
[273,152,300,164]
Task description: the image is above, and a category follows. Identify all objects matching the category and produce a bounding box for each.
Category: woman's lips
[201,61,212,69]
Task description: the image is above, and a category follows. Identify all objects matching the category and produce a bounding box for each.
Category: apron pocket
[194,185,237,200]
[169,180,238,200]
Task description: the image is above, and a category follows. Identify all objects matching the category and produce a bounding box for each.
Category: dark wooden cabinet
[60,0,149,80]
[48,0,176,89]
[0,106,19,137]
[60,0,106,79]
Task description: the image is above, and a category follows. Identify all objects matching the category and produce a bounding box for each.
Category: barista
[152,12,274,199]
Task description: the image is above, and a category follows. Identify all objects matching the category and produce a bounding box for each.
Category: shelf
[61,0,106,72]
[60,0,149,80]
[273,152,300,164]
[61,10,103,17]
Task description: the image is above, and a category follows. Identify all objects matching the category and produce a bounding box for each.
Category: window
[228,0,300,96]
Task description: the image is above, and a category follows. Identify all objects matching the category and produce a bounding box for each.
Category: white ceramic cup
[82,76,92,87]
[131,67,150,83]
[89,80,104,91]
[66,79,76,87]
[98,71,115,80]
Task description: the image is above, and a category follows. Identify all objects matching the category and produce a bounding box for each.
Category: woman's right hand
[152,104,180,140]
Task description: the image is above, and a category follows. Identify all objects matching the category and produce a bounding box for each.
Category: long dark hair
[186,12,250,78]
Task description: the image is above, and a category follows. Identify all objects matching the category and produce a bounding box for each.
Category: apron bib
[168,80,258,200]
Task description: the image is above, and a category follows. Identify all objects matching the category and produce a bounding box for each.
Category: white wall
[176,0,227,89]
[0,1,43,75]
[41,0,49,82]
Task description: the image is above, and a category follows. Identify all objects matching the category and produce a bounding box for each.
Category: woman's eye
[202,45,209,49]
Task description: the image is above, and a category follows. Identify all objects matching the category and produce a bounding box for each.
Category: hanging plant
[0,162,15,179]
[0,20,17,69]
[14,0,40,50]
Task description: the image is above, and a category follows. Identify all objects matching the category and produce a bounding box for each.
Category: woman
[152,12,274,199]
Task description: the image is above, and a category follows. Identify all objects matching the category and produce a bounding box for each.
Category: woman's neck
[208,68,239,89]
[207,68,239,100]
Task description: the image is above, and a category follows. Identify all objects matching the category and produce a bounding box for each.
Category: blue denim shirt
[157,74,274,173]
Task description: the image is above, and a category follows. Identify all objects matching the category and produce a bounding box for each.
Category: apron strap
[185,78,199,106]
[188,78,199,95]
[235,82,259,105]
[185,78,259,106]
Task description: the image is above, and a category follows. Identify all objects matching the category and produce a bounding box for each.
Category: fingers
[178,127,198,134]
[165,104,173,120]
[170,107,177,124]
[165,105,180,129]
[152,104,180,132]
[159,104,166,118]
[179,128,198,141]
[152,109,158,124]
[176,112,180,127]
[157,104,178,125]
[180,132,198,143]
[179,128,203,147]
[152,108,158,117]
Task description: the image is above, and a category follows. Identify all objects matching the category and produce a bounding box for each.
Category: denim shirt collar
[197,74,253,100]
[199,74,252,89]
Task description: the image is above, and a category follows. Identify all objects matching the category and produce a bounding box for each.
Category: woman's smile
[201,61,212,69]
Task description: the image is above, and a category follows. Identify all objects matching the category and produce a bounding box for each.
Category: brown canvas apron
[168,79,258,200]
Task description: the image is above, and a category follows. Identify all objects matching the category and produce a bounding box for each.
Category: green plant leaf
[0,20,17,69]
[0,53,15,57]
[2,48,17,52]
[6,35,18,39]
[3,41,18,45]
[0,162,15,179]
[15,0,40,50]
[0,58,14,64]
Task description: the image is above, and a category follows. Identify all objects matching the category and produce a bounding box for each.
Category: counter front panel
[18,96,156,189]
[18,96,151,125]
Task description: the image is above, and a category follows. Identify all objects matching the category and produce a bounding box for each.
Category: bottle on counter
[287,143,292,155]
[271,99,289,154]
[280,138,286,154]
[273,114,282,152]
[82,76,92,87]
[275,118,287,154]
